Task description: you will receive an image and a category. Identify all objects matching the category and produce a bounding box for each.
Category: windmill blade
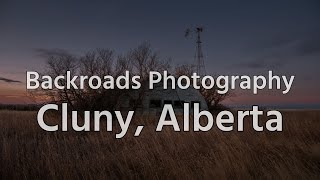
[196,27,204,32]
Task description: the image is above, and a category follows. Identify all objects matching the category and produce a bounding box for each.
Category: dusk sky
[0,0,319,106]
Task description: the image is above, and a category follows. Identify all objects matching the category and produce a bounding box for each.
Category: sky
[0,0,319,107]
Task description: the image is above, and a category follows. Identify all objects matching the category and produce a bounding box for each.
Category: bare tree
[174,64,232,110]
[199,86,231,110]
[126,42,170,110]
[75,48,133,111]
[175,64,195,77]
[30,43,170,111]
[35,50,79,109]
[130,42,170,80]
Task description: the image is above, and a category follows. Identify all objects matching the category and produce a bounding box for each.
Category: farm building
[116,81,208,114]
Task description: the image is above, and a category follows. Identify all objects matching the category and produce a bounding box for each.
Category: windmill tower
[185,27,206,77]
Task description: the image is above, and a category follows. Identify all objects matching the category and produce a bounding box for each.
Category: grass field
[0,110,319,179]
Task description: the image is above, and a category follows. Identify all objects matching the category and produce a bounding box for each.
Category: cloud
[0,77,21,83]
[234,30,320,69]
[294,37,320,56]
[261,34,298,50]
[235,59,285,70]
[34,48,71,57]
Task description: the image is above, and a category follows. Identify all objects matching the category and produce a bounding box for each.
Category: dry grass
[0,110,319,179]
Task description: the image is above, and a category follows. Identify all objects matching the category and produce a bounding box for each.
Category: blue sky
[0,0,319,105]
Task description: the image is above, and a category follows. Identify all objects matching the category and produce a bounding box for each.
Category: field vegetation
[0,110,319,179]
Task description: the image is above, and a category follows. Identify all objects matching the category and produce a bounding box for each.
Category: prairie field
[0,110,319,179]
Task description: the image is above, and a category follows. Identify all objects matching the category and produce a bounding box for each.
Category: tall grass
[0,110,319,179]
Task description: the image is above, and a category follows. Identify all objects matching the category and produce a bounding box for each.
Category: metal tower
[185,27,206,77]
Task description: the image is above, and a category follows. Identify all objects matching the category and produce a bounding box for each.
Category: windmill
[185,27,206,77]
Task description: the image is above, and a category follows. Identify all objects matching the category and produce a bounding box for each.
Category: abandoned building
[116,81,208,113]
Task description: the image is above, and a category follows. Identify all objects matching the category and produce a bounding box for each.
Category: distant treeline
[0,104,41,111]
